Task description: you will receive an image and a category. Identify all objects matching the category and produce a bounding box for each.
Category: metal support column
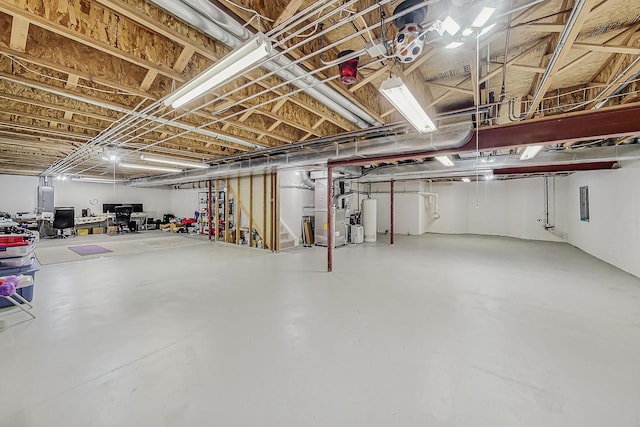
[327,165,333,272]
[390,180,394,245]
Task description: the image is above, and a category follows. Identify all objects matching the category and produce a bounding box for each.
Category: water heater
[361,198,377,242]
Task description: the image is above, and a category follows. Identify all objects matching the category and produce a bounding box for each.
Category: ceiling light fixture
[71,177,125,184]
[164,33,272,109]
[379,77,437,133]
[462,28,473,37]
[434,155,455,166]
[140,154,208,169]
[119,163,183,173]
[472,7,496,27]
[445,41,464,49]
[443,16,461,36]
[462,177,471,182]
[476,23,497,38]
[520,145,544,160]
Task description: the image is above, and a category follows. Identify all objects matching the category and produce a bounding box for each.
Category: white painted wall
[565,160,640,278]
[279,170,314,245]
[427,177,568,242]
[168,187,202,219]
[53,180,172,221]
[0,175,39,214]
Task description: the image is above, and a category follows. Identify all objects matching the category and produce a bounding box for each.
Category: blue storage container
[0,258,39,307]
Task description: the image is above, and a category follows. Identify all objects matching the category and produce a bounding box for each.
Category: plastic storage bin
[0,258,39,307]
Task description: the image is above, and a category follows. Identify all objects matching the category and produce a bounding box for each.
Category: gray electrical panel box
[37,186,54,214]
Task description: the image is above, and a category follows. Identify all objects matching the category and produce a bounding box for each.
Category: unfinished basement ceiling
[0,0,639,180]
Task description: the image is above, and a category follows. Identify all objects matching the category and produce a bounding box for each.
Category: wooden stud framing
[9,15,30,52]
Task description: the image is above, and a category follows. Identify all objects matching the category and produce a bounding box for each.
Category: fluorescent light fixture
[140,154,208,169]
[379,77,437,133]
[119,163,182,173]
[445,41,464,49]
[472,7,496,27]
[443,16,460,36]
[476,23,497,38]
[485,174,494,180]
[462,27,473,37]
[461,177,471,182]
[434,155,455,167]
[71,177,124,184]
[520,145,544,160]
[164,33,272,109]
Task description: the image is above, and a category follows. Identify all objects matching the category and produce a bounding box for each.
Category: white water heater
[362,198,377,242]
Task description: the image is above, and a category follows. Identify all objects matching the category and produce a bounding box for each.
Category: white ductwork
[129,122,474,187]
[147,0,381,128]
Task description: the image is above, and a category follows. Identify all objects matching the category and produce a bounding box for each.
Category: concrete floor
[1,233,639,426]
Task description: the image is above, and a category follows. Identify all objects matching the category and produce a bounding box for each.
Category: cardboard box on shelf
[108,226,118,233]
[92,227,104,234]
[77,228,89,235]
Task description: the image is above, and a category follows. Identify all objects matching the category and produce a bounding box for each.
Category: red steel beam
[328,104,640,167]
[494,161,618,175]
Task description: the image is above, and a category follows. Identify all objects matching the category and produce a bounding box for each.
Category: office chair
[114,205,133,232]
[52,207,75,238]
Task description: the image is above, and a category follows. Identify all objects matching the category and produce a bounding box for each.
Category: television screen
[103,203,120,213]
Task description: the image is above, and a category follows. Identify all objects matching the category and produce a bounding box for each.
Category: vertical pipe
[390,180,394,245]
[544,175,550,227]
[207,179,212,241]
[327,165,333,272]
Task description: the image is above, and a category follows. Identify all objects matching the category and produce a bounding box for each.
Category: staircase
[279,223,296,250]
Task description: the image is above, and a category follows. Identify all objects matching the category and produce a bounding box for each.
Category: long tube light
[435,155,455,166]
[119,163,183,173]
[472,7,496,27]
[520,145,544,160]
[71,177,125,184]
[379,77,437,133]
[164,33,272,109]
[140,154,208,169]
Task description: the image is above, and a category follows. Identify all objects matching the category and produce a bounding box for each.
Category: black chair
[114,206,133,232]
[52,207,75,238]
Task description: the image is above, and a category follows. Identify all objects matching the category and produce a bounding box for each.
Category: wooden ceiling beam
[425,82,473,96]
[0,2,185,82]
[480,37,550,84]
[573,43,640,56]
[1,108,103,132]
[94,0,354,133]
[0,45,151,99]
[0,93,118,123]
[526,0,598,119]
[274,0,304,27]
[518,23,565,33]
[9,15,30,52]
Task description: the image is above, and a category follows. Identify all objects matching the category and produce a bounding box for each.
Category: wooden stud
[224,178,229,244]
[9,15,29,52]
[214,179,220,240]
[573,43,640,56]
[274,0,304,27]
[140,70,159,92]
[424,82,474,95]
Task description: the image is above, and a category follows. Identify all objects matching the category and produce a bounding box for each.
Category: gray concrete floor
[1,233,639,426]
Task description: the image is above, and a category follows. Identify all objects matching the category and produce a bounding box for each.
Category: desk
[75,216,109,234]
